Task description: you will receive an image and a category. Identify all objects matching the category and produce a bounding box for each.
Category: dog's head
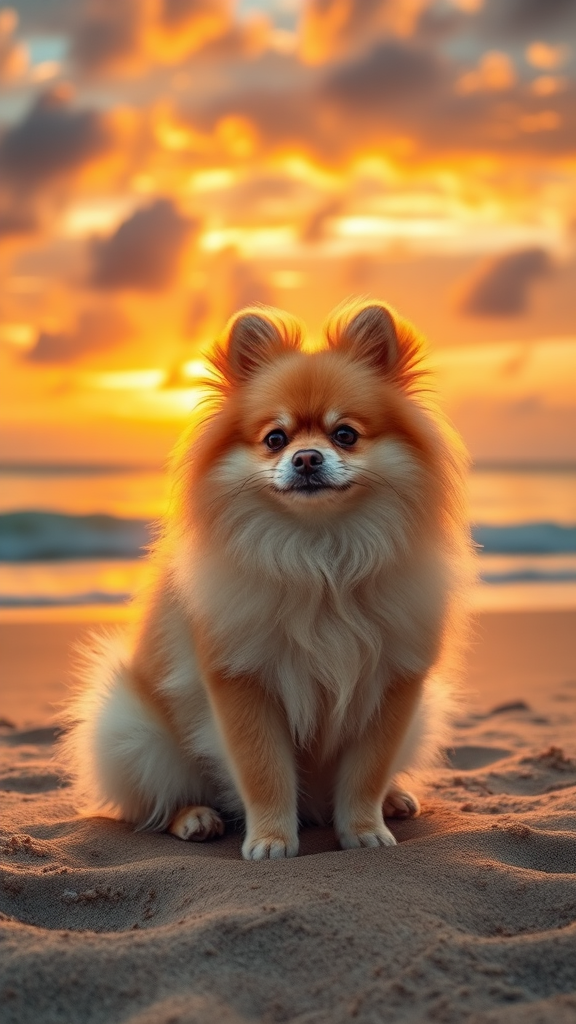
[172,299,466,577]
[192,301,435,512]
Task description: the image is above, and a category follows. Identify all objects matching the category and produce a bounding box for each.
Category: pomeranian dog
[62,299,472,859]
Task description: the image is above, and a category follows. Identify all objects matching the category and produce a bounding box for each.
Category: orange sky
[0,0,575,464]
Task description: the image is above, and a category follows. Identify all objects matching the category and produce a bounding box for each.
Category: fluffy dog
[62,300,472,859]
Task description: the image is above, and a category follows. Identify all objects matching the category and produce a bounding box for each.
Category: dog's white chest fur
[176,535,445,746]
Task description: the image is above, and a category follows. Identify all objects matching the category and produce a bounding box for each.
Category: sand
[1,610,575,1023]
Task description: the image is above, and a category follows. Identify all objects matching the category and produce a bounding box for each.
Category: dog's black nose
[292,449,324,475]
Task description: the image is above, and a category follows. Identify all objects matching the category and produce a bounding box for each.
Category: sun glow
[0,0,574,474]
[84,370,167,391]
[61,199,135,237]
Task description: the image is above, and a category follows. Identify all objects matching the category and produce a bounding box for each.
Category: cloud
[526,42,570,70]
[299,0,429,64]
[159,0,231,38]
[300,197,343,243]
[478,0,576,41]
[322,38,444,111]
[415,0,576,46]
[178,32,574,171]
[458,248,553,317]
[70,0,141,75]
[455,50,516,94]
[0,87,113,192]
[91,198,198,290]
[179,41,450,166]
[69,0,233,74]
[25,306,134,362]
[414,5,468,44]
[0,208,39,240]
[0,8,28,82]
[314,36,576,160]
[8,0,76,33]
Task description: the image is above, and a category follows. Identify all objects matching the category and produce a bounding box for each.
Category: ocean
[0,464,574,613]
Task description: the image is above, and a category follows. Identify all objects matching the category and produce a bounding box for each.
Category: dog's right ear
[325,301,399,373]
[216,306,302,383]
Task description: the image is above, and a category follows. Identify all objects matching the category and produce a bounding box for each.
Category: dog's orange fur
[61,300,473,859]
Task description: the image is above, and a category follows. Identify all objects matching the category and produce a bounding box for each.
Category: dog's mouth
[273,478,353,497]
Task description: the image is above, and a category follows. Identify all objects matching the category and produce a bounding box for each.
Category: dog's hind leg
[168,805,225,841]
[382,786,420,819]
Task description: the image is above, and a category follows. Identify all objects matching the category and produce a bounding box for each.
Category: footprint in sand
[446,746,512,771]
[0,726,62,746]
[0,771,65,793]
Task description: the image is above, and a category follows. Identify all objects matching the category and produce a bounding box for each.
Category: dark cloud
[316,37,576,160]
[479,0,576,41]
[7,0,76,33]
[0,88,112,192]
[414,5,467,44]
[91,199,198,290]
[0,208,39,240]
[25,306,134,362]
[71,0,140,74]
[300,198,343,244]
[415,0,576,46]
[323,39,443,110]
[161,0,227,29]
[458,248,553,317]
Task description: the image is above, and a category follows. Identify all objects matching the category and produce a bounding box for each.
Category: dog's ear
[326,301,398,373]
[218,306,302,383]
[325,300,424,389]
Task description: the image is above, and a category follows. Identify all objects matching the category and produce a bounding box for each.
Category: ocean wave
[0,512,150,561]
[0,592,131,607]
[0,511,575,562]
[480,569,576,584]
[474,523,576,555]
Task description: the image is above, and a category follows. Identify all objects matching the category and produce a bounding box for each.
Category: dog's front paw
[337,821,397,850]
[242,833,299,860]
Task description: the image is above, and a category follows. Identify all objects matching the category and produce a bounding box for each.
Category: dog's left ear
[326,302,398,372]
[325,300,423,388]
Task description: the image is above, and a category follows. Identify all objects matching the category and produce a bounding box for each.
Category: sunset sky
[1,0,575,465]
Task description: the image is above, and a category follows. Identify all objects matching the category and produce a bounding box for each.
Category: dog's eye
[332,425,358,448]
[264,430,289,452]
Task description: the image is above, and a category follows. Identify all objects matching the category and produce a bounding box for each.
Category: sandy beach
[1,610,575,1023]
